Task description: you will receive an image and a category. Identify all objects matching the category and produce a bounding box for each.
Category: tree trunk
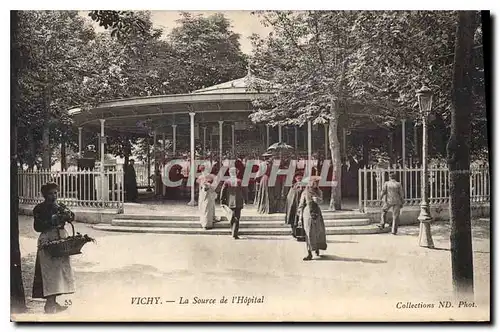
[11,10,27,313]
[124,137,131,166]
[28,128,35,170]
[42,123,50,170]
[329,98,342,211]
[388,130,394,165]
[61,137,67,170]
[447,10,477,299]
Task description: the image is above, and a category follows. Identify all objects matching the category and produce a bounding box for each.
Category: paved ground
[13,215,490,322]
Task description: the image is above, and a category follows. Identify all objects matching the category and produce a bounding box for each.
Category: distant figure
[198,174,218,229]
[124,159,138,202]
[378,173,405,234]
[298,176,327,261]
[220,167,248,240]
[285,173,306,241]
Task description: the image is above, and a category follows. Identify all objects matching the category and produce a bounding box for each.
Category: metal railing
[18,169,124,212]
[115,164,153,189]
[358,165,490,212]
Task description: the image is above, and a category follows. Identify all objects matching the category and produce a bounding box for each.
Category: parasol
[267,142,294,151]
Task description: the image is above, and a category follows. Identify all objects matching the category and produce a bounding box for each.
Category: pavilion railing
[18,169,124,212]
[358,165,490,212]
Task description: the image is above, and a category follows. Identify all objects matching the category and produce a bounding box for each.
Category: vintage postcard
[10,9,490,322]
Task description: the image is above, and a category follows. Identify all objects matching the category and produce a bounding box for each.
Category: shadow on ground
[315,255,387,264]
[397,219,490,240]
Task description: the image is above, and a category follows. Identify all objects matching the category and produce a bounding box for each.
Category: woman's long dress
[32,202,75,299]
[298,189,327,252]
[285,183,305,238]
[256,174,270,214]
[199,184,217,229]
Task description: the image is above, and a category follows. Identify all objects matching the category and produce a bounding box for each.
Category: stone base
[365,203,490,226]
[19,205,116,225]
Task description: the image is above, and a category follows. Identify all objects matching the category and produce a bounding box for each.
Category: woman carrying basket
[32,182,76,314]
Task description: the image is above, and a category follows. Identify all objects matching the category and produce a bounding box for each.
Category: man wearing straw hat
[378,173,405,234]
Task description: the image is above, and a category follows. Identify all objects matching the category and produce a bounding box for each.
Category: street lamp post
[416,85,435,248]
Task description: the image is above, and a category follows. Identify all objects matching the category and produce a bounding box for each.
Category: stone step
[91,224,389,236]
[111,218,371,228]
[114,210,367,222]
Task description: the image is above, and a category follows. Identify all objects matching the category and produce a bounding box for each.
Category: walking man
[220,167,248,239]
[378,173,404,234]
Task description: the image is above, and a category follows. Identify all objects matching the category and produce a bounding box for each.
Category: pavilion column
[307,120,312,177]
[188,112,196,206]
[146,141,152,192]
[324,124,329,157]
[162,133,166,152]
[202,126,207,157]
[231,123,235,158]
[402,119,406,167]
[278,124,282,143]
[99,119,105,172]
[171,124,177,155]
[78,127,83,157]
[153,130,157,170]
[218,120,223,166]
[99,119,106,202]
[266,124,270,148]
[294,126,298,150]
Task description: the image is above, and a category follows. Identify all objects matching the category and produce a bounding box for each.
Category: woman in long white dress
[198,174,218,229]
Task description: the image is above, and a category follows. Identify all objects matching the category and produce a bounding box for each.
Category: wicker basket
[42,222,95,258]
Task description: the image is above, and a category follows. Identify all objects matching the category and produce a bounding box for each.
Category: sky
[83,11,273,55]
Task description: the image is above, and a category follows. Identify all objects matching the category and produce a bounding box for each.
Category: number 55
[64,299,72,306]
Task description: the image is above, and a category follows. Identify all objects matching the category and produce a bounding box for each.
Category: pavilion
[69,69,361,206]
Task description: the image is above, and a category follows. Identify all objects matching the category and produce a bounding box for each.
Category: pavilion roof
[192,70,274,95]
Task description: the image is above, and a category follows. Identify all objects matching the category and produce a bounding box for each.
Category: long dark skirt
[303,205,327,251]
[256,177,270,214]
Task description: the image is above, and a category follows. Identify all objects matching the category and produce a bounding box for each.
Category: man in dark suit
[220,167,248,240]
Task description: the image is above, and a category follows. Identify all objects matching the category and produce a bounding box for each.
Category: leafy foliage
[249,10,487,160]
[16,11,249,166]
[88,10,147,38]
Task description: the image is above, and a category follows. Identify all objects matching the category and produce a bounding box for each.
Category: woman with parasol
[297,176,328,260]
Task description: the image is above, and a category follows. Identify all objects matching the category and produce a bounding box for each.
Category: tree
[249,11,364,210]
[346,11,486,161]
[17,11,97,169]
[447,11,479,299]
[11,10,27,314]
[167,12,248,92]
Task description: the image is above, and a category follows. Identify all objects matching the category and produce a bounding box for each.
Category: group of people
[197,166,329,261]
[197,167,248,240]
[30,170,404,314]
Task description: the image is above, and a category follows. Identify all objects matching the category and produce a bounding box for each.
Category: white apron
[34,227,75,298]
